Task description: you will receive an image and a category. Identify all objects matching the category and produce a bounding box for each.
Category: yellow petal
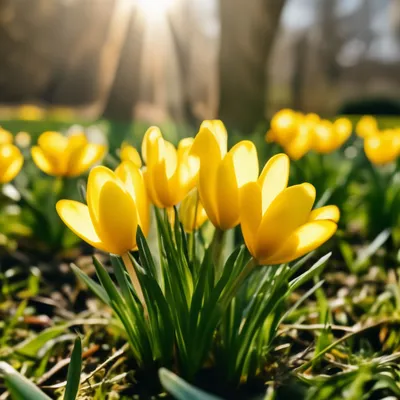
[56,200,108,252]
[364,134,398,165]
[0,145,23,183]
[190,126,224,164]
[87,166,119,229]
[31,146,57,176]
[284,124,312,160]
[95,177,138,255]
[309,205,340,223]
[215,141,259,230]
[0,128,13,145]
[255,183,316,262]
[143,167,164,208]
[37,131,69,174]
[258,153,290,214]
[261,220,337,265]
[313,120,335,153]
[179,189,208,233]
[120,142,142,167]
[191,127,222,227]
[240,181,262,256]
[115,161,150,235]
[199,120,228,157]
[142,126,163,166]
[67,144,106,177]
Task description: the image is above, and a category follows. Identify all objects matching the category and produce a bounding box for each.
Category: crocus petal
[87,166,119,230]
[115,161,150,235]
[1,155,23,183]
[67,144,106,177]
[309,205,340,223]
[120,143,142,167]
[31,146,57,176]
[56,200,108,252]
[255,183,316,262]
[37,131,68,174]
[258,153,290,214]
[191,127,222,227]
[142,126,163,167]
[96,178,138,255]
[261,220,337,265]
[240,181,262,256]
[215,141,259,230]
[199,120,228,157]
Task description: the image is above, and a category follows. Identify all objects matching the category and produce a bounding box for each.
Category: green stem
[210,227,226,280]
[219,257,257,311]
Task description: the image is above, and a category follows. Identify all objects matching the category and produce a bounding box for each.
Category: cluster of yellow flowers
[56,120,339,266]
[266,109,352,160]
[356,116,400,165]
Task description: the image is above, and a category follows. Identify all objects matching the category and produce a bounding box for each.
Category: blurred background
[0,0,399,132]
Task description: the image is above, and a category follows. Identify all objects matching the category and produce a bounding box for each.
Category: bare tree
[218,0,286,132]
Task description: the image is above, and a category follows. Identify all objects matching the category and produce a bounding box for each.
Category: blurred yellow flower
[0,128,13,145]
[142,127,198,208]
[364,129,400,165]
[120,142,142,168]
[240,154,338,265]
[356,115,378,138]
[190,120,259,230]
[18,105,45,121]
[31,131,106,177]
[0,144,24,183]
[56,161,149,255]
[270,109,299,146]
[179,189,208,233]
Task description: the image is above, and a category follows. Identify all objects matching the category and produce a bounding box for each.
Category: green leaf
[14,325,67,358]
[64,337,82,400]
[354,228,391,270]
[0,362,51,400]
[159,368,222,400]
[70,263,110,305]
[289,252,331,293]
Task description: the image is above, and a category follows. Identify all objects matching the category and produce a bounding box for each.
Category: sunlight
[136,0,176,20]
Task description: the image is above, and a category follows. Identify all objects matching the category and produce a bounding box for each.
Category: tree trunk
[218,0,286,132]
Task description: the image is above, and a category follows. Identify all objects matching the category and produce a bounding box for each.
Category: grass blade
[63,336,82,400]
[0,362,51,400]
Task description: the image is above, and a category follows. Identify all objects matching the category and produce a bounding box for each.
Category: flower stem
[219,257,257,310]
[210,227,226,279]
[122,252,146,308]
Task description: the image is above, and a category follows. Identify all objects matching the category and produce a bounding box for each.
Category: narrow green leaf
[64,337,82,400]
[0,362,51,400]
[289,252,331,292]
[159,368,222,400]
[354,228,391,270]
[70,263,110,305]
[14,325,67,358]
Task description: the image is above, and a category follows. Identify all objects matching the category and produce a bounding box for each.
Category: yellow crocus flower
[120,142,142,168]
[312,119,350,154]
[18,105,45,121]
[240,154,338,265]
[56,161,150,255]
[179,189,208,233]
[142,127,198,208]
[270,109,299,146]
[282,121,314,160]
[356,115,378,138]
[0,128,13,145]
[31,131,106,177]
[0,144,24,183]
[364,130,400,165]
[190,121,259,230]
